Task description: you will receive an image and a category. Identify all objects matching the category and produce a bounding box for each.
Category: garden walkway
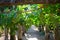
[22,25,45,40]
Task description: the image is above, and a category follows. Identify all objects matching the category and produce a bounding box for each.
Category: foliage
[0,4,60,34]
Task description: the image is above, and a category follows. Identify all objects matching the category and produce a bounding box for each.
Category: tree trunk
[54,26,60,40]
[10,34,15,40]
[41,25,44,32]
[45,25,50,40]
[22,25,26,36]
[17,24,23,40]
[5,27,8,40]
[10,27,16,40]
[54,29,58,40]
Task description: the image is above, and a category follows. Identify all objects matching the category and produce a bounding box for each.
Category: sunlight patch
[28,38,38,40]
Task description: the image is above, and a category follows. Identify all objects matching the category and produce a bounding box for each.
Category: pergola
[0,0,60,6]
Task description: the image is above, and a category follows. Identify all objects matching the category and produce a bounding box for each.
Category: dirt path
[22,25,45,40]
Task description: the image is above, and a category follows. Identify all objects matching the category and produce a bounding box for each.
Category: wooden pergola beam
[0,0,60,6]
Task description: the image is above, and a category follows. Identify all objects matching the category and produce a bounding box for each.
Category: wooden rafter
[0,0,60,6]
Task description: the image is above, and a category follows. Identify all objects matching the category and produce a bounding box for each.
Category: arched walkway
[22,25,45,40]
